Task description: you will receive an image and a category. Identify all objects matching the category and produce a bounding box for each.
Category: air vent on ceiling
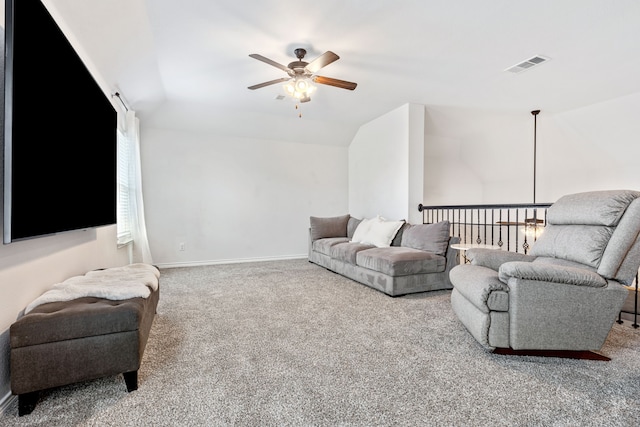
[505,55,550,74]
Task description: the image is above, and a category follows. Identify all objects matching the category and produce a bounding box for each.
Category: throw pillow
[310,214,350,241]
[401,221,451,255]
[352,216,405,248]
[351,217,375,243]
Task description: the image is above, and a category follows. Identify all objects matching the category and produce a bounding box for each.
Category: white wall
[423,92,640,206]
[539,92,640,199]
[140,127,348,267]
[348,103,425,224]
[423,107,535,205]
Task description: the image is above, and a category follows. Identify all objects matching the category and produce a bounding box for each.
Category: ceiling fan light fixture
[295,79,309,92]
[284,81,295,95]
[284,77,314,100]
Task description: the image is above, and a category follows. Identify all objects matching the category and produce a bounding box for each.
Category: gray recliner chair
[449,189,640,359]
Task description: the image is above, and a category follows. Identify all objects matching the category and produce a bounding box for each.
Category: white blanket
[25,263,160,314]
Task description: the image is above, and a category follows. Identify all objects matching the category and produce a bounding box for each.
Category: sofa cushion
[356,247,446,276]
[310,214,350,241]
[400,221,450,255]
[312,237,349,256]
[352,216,405,248]
[330,242,376,265]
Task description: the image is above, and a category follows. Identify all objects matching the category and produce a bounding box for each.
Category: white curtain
[125,110,153,264]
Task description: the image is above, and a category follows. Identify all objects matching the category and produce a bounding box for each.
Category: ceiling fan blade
[248,77,290,90]
[305,51,340,74]
[313,75,357,90]
[249,54,291,73]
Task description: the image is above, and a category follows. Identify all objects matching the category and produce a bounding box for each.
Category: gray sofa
[449,190,640,359]
[308,214,459,296]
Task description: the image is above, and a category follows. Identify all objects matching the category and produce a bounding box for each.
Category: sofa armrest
[498,261,607,287]
[465,248,536,271]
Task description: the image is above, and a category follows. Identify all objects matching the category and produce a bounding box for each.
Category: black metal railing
[418,202,552,254]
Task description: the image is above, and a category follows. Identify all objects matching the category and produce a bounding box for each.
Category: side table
[450,243,502,263]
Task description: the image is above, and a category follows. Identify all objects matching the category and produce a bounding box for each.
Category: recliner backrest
[530,190,640,284]
[598,197,640,284]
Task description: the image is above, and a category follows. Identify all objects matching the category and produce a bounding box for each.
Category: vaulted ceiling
[42,0,640,145]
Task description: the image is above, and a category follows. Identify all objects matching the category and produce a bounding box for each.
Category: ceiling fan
[247,48,357,103]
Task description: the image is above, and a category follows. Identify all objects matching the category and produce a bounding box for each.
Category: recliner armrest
[465,248,536,271]
[498,261,607,287]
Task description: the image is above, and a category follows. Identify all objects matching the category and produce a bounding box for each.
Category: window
[117,129,133,245]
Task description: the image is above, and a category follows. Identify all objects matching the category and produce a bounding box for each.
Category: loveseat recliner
[449,189,640,359]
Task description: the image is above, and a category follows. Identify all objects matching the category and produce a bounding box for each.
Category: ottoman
[10,284,159,415]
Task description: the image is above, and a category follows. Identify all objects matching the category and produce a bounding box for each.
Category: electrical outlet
[179,242,185,251]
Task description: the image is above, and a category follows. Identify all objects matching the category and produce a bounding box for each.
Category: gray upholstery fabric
[10,297,147,348]
[308,247,333,269]
[598,198,640,284]
[400,221,450,255]
[310,214,350,241]
[489,311,510,348]
[356,247,445,276]
[11,286,159,396]
[330,242,375,265]
[449,265,509,312]
[529,224,613,268]
[498,261,607,287]
[546,189,640,226]
[450,289,491,348]
[331,256,454,296]
[466,248,535,271]
[391,222,411,247]
[508,279,628,350]
[311,237,349,256]
[531,256,598,271]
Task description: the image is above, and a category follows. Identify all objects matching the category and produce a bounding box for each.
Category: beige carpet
[2,259,640,426]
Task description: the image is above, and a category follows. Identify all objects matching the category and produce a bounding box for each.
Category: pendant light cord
[531,110,540,204]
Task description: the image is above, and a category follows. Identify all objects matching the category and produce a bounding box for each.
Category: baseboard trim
[0,392,16,414]
[155,254,308,269]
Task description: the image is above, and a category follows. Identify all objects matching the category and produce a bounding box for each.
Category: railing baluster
[418,202,551,255]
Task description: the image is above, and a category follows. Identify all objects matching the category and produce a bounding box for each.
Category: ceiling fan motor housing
[287,61,309,73]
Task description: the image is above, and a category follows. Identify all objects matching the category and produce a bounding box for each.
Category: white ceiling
[45,0,640,145]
